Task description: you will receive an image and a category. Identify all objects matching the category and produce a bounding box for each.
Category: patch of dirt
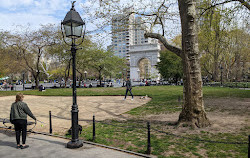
[204,97,250,115]
[143,98,250,135]
[1,96,249,135]
[0,95,151,134]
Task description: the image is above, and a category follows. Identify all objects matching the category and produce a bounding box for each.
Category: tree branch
[200,0,250,16]
[234,0,250,10]
[144,32,182,57]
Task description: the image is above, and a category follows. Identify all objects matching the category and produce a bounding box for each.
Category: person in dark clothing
[10,93,36,149]
[39,85,45,91]
[124,77,134,100]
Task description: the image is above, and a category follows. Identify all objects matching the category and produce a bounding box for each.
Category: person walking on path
[124,77,134,100]
[10,93,36,149]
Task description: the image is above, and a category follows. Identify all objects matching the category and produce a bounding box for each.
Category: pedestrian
[10,93,36,149]
[89,82,93,88]
[124,77,134,100]
[39,85,45,91]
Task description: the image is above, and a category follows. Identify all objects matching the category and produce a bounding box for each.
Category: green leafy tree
[4,24,58,88]
[0,31,27,78]
[88,47,126,85]
[199,0,249,82]
[157,50,183,83]
[223,29,250,81]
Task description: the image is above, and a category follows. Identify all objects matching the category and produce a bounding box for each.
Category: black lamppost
[220,65,223,86]
[22,72,25,91]
[61,1,85,149]
[84,71,87,81]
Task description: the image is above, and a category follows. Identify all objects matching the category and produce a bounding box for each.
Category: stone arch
[137,58,151,79]
[129,43,161,81]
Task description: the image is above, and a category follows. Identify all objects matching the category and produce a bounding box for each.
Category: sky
[0,0,87,32]
[0,0,181,47]
[0,0,116,47]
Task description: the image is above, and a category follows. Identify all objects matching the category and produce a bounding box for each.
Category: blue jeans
[124,89,133,99]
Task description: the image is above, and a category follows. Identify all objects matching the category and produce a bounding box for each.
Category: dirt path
[0,95,150,134]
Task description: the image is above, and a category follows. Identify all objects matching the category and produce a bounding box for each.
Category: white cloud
[0,12,59,32]
[0,0,87,32]
[0,0,33,8]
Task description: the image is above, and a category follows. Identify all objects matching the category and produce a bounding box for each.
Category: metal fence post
[147,122,151,155]
[93,115,95,141]
[49,111,52,134]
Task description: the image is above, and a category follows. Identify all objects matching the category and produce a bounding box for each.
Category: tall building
[110,13,158,59]
[110,9,160,80]
[111,8,134,59]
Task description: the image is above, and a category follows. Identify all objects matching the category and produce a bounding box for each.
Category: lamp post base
[66,140,83,149]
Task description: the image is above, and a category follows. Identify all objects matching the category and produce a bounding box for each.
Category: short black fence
[1,111,249,156]
[203,82,249,89]
[47,111,249,156]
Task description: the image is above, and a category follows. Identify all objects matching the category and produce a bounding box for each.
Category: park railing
[50,111,250,156]
[1,111,249,157]
[203,82,249,89]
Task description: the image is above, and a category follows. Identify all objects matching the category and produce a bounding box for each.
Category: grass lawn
[1,86,250,157]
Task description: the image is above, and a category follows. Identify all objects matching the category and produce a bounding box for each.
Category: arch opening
[137,58,151,79]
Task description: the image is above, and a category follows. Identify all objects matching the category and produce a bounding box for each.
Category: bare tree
[5,24,58,88]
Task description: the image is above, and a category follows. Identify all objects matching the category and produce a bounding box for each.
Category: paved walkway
[0,130,145,158]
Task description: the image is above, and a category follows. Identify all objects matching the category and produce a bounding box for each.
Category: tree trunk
[99,71,102,86]
[34,74,39,89]
[79,73,83,87]
[178,0,210,128]
[213,59,219,81]
[235,54,241,81]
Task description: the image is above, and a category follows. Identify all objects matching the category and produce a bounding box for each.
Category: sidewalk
[0,130,146,158]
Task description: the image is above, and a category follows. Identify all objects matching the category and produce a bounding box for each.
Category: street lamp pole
[220,65,223,86]
[84,71,87,81]
[61,1,85,148]
[23,73,25,91]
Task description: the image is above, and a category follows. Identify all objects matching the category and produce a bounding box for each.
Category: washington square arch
[129,42,161,81]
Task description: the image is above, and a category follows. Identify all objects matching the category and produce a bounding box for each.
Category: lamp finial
[72,1,76,9]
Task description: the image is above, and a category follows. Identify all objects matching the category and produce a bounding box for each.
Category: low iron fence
[49,111,249,156]
[1,111,249,157]
[203,82,249,89]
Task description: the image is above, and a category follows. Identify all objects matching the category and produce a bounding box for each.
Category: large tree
[4,24,58,88]
[198,3,230,81]
[0,32,26,77]
[198,0,249,82]
[84,0,210,127]
[88,47,127,86]
[84,0,249,127]
[175,0,210,127]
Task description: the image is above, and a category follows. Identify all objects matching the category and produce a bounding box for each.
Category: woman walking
[10,93,36,149]
[124,77,134,100]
